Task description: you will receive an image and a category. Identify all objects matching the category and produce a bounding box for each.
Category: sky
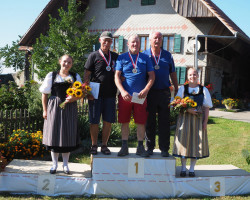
[0,0,250,73]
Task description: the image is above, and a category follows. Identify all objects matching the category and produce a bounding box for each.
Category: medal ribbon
[99,49,111,66]
[128,51,139,69]
[151,49,161,66]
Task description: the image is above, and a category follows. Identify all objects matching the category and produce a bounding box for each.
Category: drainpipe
[194,33,238,69]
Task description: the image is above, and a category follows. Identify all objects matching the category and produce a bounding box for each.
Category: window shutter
[94,43,100,51]
[141,0,148,6]
[176,67,180,84]
[148,0,155,5]
[118,36,124,53]
[179,67,186,84]
[113,0,119,7]
[106,0,112,8]
[174,34,181,53]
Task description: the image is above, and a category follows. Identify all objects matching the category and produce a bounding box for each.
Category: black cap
[100,31,112,39]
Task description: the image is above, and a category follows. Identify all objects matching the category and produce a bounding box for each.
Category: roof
[170,0,249,40]
[19,0,249,46]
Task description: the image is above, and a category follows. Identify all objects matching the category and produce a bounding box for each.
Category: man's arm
[138,71,155,99]
[170,72,178,96]
[114,70,131,102]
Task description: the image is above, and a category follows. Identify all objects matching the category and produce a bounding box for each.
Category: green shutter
[113,0,119,7]
[148,0,155,5]
[107,0,119,8]
[176,67,180,84]
[141,0,148,6]
[118,36,124,53]
[94,43,100,51]
[174,34,181,53]
[179,67,186,84]
[106,0,112,8]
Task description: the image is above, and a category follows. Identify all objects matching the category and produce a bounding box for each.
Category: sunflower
[85,85,92,91]
[73,81,82,89]
[191,102,197,107]
[75,89,83,97]
[66,88,75,96]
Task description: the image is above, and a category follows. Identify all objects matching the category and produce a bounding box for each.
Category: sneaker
[146,149,153,155]
[136,146,149,157]
[117,147,129,156]
[161,151,169,157]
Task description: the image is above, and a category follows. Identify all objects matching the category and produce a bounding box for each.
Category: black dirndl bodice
[184,84,204,109]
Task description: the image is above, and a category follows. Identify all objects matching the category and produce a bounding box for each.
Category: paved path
[209,108,250,123]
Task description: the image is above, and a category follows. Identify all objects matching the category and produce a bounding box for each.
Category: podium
[0,147,249,197]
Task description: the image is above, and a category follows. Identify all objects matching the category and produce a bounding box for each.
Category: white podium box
[1,151,250,198]
[91,147,176,198]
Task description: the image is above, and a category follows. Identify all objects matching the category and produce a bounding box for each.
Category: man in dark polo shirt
[84,31,118,155]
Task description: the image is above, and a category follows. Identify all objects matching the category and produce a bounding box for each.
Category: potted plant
[212,98,220,108]
[222,98,238,110]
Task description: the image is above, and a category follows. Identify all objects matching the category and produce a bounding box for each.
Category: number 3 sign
[37,175,56,196]
[128,158,144,178]
[210,177,225,196]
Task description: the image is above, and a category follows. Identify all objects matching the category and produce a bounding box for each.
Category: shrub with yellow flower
[169,96,197,113]
[60,81,92,109]
[212,98,220,107]
[0,129,47,161]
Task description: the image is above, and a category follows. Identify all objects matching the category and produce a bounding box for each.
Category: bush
[0,129,47,161]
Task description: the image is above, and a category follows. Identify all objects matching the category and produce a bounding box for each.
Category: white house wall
[85,0,216,84]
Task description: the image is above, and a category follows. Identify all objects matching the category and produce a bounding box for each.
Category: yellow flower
[73,81,82,89]
[75,89,83,97]
[85,85,92,91]
[66,88,75,96]
[174,96,181,100]
[191,102,197,107]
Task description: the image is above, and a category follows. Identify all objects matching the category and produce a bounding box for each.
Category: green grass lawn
[1,117,250,200]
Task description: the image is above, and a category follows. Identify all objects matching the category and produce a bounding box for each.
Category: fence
[0,101,89,142]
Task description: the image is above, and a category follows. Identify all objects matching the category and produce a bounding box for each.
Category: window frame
[110,37,119,53]
[141,0,156,6]
[162,34,175,52]
[139,35,150,52]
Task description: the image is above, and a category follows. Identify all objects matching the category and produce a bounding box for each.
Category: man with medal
[143,31,178,157]
[115,34,155,157]
[84,31,118,155]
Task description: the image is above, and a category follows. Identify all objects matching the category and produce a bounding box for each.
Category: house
[19,0,250,99]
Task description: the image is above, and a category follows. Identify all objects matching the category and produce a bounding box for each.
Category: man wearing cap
[143,31,178,157]
[115,34,155,157]
[84,31,118,155]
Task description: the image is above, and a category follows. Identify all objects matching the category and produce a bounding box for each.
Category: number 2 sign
[37,175,56,196]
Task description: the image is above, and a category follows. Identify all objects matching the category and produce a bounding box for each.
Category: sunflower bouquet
[60,81,92,109]
[169,96,197,113]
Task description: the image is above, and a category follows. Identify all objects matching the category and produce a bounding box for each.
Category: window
[110,36,124,53]
[110,37,119,52]
[140,36,150,51]
[163,35,174,52]
[106,0,119,8]
[141,0,156,6]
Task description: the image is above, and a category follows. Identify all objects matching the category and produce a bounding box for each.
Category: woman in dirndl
[39,55,82,174]
[172,68,212,177]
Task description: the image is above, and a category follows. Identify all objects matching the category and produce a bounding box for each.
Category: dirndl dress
[172,84,209,159]
[42,71,80,153]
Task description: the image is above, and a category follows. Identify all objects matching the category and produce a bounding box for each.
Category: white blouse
[39,72,83,94]
[175,85,213,108]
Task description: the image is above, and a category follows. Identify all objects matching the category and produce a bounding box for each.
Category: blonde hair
[59,54,73,63]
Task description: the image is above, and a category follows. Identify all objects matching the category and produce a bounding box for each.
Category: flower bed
[0,129,47,161]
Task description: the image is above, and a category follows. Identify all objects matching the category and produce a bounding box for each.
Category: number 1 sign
[128,158,144,178]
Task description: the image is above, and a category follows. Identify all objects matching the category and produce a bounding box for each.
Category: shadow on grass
[208,117,216,124]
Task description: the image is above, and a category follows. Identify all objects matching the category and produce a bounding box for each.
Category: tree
[0,36,26,73]
[32,0,98,79]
